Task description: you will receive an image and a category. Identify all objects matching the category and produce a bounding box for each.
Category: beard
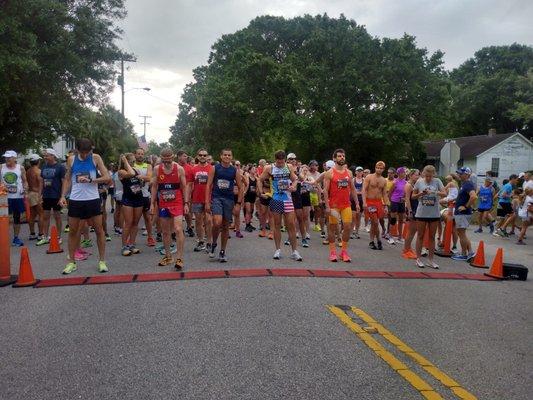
[336,160,345,166]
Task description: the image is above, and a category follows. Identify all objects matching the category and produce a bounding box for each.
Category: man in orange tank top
[323,149,357,262]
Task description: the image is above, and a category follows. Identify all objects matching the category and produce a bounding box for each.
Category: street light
[125,87,151,93]
[122,87,151,118]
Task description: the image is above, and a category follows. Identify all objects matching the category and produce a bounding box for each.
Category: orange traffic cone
[435,219,453,257]
[484,248,505,279]
[13,247,37,287]
[46,225,63,254]
[469,241,487,268]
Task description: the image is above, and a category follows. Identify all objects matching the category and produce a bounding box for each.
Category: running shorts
[365,198,385,220]
[328,207,352,225]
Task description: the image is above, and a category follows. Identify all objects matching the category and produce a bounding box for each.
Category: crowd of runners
[1,140,532,274]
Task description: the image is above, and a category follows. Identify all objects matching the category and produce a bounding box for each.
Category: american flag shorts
[270,198,294,214]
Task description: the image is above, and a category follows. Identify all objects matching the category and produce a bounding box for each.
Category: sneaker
[320,231,326,238]
[121,246,132,256]
[12,237,24,247]
[396,238,404,243]
[281,226,287,232]
[245,224,253,232]
[369,241,377,250]
[64,225,70,233]
[296,233,300,239]
[350,233,355,239]
[377,241,383,250]
[194,242,206,252]
[516,240,526,245]
[489,222,495,234]
[28,233,37,241]
[114,226,122,235]
[340,250,351,263]
[158,256,173,266]
[451,254,468,261]
[105,234,111,242]
[141,227,148,236]
[402,249,417,259]
[273,249,281,260]
[291,250,303,261]
[186,227,195,237]
[426,260,439,269]
[451,246,458,254]
[421,248,429,257]
[209,243,217,258]
[415,258,425,268]
[159,244,177,255]
[329,250,338,262]
[36,237,50,246]
[466,252,475,262]
[98,261,108,273]
[174,258,184,270]
[90,227,95,233]
[492,231,501,238]
[387,237,396,245]
[81,239,93,248]
[474,228,483,233]
[498,229,509,238]
[156,233,162,242]
[365,225,371,233]
[74,249,89,261]
[147,237,156,247]
[322,239,329,245]
[218,250,227,263]
[353,232,360,239]
[258,229,267,238]
[302,238,309,248]
[129,245,141,254]
[305,233,310,240]
[235,231,243,238]
[268,232,274,240]
[284,239,290,246]
[62,262,77,274]
[206,243,212,253]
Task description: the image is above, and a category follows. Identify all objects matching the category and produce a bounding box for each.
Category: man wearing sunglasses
[191,149,213,252]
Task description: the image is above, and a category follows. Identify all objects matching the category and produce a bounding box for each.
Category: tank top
[70,154,99,201]
[391,179,407,203]
[409,185,419,215]
[212,163,236,200]
[247,176,257,195]
[134,162,150,197]
[113,172,123,200]
[329,168,351,209]
[478,185,493,210]
[271,164,292,201]
[1,163,24,199]
[121,169,144,203]
[354,177,363,193]
[157,163,182,208]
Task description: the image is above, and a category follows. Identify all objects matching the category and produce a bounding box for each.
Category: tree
[0,0,131,153]
[450,44,533,137]
[170,14,451,166]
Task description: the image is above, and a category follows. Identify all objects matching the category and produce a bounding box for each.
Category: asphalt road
[1,213,532,399]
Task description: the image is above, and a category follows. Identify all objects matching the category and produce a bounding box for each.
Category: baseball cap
[456,167,470,175]
[355,166,364,172]
[397,167,406,174]
[45,148,58,158]
[28,154,41,161]
[309,160,318,166]
[287,153,297,159]
[518,172,525,179]
[325,160,335,169]
[2,150,17,158]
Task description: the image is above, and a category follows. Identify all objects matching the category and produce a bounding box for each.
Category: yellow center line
[327,305,478,400]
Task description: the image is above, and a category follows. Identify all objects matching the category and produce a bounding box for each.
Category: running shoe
[36,237,50,246]
[268,232,274,240]
[156,233,162,242]
[305,233,310,240]
[291,250,303,261]
[415,258,425,268]
[209,243,217,258]
[353,232,360,239]
[114,226,122,235]
[121,246,132,256]
[396,238,404,243]
[350,233,355,239]
[64,225,70,233]
[258,229,267,238]
[466,252,475,262]
[281,226,287,232]
[175,258,184,270]
[105,234,111,242]
[302,238,309,248]
[273,249,281,260]
[194,242,206,252]
[218,250,227,263]
[322,239,329,245]
[489,222,495,234]
[402,249,417,259]
[158,256,173,266]
[159,245,177,255]
[141,227,147,236]
[129,244,141,254]
[206,243,212,253]
[284,239,290,246]
[74,249,89,261]
[451,246,458,254]
[377,241,383,250]
[451,254,468,261]
[147,237,156,247]
[245,224,254,233]
[235,231,243,238]
[340,250,351,263]
[369,241,377,250]
[474,228,483,233]
[329,250,338,262]
[12,237,24,247]
[320,231,326,238]
[81,239,93,248]
[62,262,77,274]
[426,260,439,269]
[365,225,371,233]
[186,227,195,237]
[387,237,396,245]
[98,261,108,273]
[28,233,37,241]
[421,248,429,256]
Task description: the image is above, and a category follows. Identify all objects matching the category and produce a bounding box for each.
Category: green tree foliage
[0,0,131,152]
[170,14,452,166]
[450,44,533,136]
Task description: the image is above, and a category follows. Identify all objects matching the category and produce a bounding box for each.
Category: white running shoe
[291,250,303,261]
[421,248,429,257]
[415,258,425,268]
[426,260,439,269]
[387,237,396,245]
[273,249,281,260]
[365,226,371,233]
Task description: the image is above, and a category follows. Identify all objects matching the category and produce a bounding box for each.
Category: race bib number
[75,172,91,183]
[196,172,208,184]
[217,179,230,190]
[302,182,312,193]
[421,196,436,207]
[337,178,349,189]
[7,184,17,193]
[278,179,290,191]
[130,184,142,194]
[480,195,488,203]
[44,179,53,188]
[160,190,176,201]
[368,206,377,213]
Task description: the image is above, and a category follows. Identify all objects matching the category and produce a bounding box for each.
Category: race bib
[44,179,53,188]
[421,196,436,207]
[7,184,17,193]
[130,184,142,194]
[480,195,488,203]
[302,182,312,193]
[75,172,91,183]
[337,178,349,189]
[368,206,377,213]
[217,179,230,190]
[278,179,290,191]
[160,190,176,201]
[196,172,208,184]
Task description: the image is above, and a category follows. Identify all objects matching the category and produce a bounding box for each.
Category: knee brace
[390,217,397,225]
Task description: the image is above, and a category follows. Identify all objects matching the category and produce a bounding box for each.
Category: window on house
[491,158,499,177]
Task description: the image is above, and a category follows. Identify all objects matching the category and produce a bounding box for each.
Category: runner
[475,177,496,233]
[205,148,243,262]
[494,174,518,237]
[299,164,314,247]
[308,160,322,233]
[388,167,407,242]
[351,166,365,239]
[287,153,307,244]
[244,165,258,232]
[411,165,446,268]
[257,150,302,261]
[59,138,111,274]
[26,154,44,240]
[36,149,65,246]
[191,148,213,252]
[118,153,144,256]
[362,168,371,231]
[362,161,387,250]
[108,163,116,213]
[516,187,533,245]
[323,149,357,262]
[112,164,124,235]
[451,167,477,262]
[97,171,111,241]
[402,168,420,259]
[257,165,273,239]
[177,150,195,237]
[150,148,189,269]
[1,150,29,246]
[383,167,396,244]
[133,148,155,246]
[232,160,247,238]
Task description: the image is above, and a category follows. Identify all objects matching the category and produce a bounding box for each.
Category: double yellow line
[327,305,477,400]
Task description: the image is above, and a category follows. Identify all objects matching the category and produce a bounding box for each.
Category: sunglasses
[287,158,296,161]
[198,154,208,157]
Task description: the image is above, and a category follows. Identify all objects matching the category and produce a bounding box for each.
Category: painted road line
[327,305,443,400]
[349,306,477,400]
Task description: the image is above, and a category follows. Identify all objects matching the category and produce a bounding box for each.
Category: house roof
[423,133,517,159]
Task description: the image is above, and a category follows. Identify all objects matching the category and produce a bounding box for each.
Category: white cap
[2,150,17,158]
[325,160,335,169]
[45,148,58,158]
[518,172,525,179]
[287,153,297,159]
[28,154,41,161]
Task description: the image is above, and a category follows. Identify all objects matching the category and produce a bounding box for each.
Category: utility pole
[118,56,137,121]
[139,115,152,137]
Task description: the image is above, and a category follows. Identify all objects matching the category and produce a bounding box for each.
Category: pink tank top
[391,179,407,203]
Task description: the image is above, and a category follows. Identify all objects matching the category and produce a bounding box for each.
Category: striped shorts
[270,198,294,214]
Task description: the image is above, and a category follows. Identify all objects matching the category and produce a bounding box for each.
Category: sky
[109,0,532,143]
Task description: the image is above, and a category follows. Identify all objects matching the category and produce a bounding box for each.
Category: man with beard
[177,150,195,237]
[191,148,213,252]
[322,149,357,262]
[362,161,388,250]
[133,148,155,246]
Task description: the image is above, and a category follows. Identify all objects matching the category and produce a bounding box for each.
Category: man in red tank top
[323,148,357,262]
[191,148,213,252]
[150,148,189,270]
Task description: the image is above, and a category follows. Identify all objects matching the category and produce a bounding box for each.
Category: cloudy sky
[109,0,532,143]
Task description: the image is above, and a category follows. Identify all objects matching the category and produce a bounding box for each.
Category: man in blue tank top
[59,138,111,275]
[205,148,244,262]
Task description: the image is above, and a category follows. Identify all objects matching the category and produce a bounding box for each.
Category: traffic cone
[435,219,453,257]
[13,247,37,287]
[469,241,487,268]
[484,248,505,279]
[46,225,63,254]
[0,215,17,286]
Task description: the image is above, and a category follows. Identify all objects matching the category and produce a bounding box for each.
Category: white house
[424,130,533,184]
[16,135,75,163]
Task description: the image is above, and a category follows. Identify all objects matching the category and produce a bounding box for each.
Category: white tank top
[134,162,150,198]
[1,164,24,199]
